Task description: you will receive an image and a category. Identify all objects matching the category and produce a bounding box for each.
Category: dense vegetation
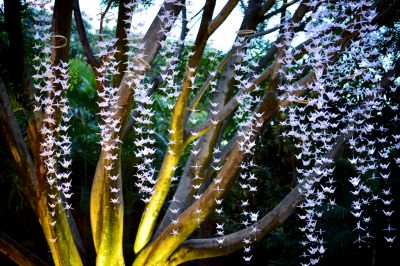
[1,0,400,265]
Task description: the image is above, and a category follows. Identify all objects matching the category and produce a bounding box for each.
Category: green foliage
[67,59,101,166]
[1,1,400,265]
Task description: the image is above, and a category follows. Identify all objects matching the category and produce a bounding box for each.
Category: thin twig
[73,0,98,68]
[99,0,113,40]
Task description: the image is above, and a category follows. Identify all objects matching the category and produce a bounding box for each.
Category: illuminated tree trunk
[0,0,399,266]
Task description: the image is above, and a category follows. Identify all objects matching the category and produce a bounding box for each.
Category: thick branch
[155,1,278,236]
[3,0,42,151]
[0,231,49,266]
[155,50,236,237]
[112,0,131,87]
[138,86,278,266]
[0,78,38,211]
[120,0,184,138]
[134,0,217,254]
[188,65,273,139]
[87,0,184,258]
[207,0,239,35]
[183,49,234,129]
[122,3,190,139]
[92,152,124,266]
[3,0,30,94]
[189,0,310,138]
[167,134,347,264]
[51,0,74,65]
[168,184,302,264]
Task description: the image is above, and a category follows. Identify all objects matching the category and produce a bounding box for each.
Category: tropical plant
[0,0,399,266]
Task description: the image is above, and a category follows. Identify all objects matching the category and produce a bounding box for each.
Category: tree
[0,0,399,265]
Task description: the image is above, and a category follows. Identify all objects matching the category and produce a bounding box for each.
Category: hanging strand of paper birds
[31,0,73,233]
[95,36,124,204]
[230,35,264,262]
[275,0,398,264]
[27,0,400,264]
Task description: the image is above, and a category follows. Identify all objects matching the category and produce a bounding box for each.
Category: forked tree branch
[136,85,279,266]
[99,0,113,38]
[134,0,218,254]
[168,7,398,260]
[166,134,348,265]
[156,0,281,236]
[187,0,311,140]
[186,65,273,140]
[150,1,373,263]
[89,0,185,258]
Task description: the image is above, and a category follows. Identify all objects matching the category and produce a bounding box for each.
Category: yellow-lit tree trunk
[1,0,399,266]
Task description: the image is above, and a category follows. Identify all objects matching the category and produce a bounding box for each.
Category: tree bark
[134,0,218,254]
[89,1,185,261]
[0,231,49,266]
[73,0,99,68]
[167,134,347,264]
[156,0,268,237]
